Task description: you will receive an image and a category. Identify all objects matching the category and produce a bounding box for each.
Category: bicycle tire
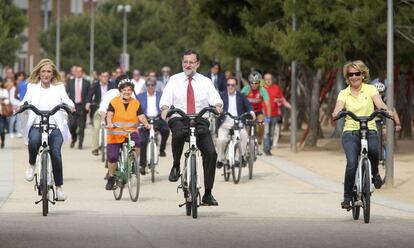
[113,160,124,200]
[190,154,198,219]
[232,143,243,184]
[128,151,140,202]
[352,194,360,220]
[248,138,254,179]
[362,158,371,223]
[41,152,49,216]
[223,141,230,181]
[150,142,155,183]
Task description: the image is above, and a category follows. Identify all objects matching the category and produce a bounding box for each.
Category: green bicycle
[110,125,141,202]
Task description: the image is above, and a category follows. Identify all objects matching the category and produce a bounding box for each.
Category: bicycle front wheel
[362,158,371,223]
[351,194,360,220]
[128,151,140,202]
[190,154,198,219]
[150,142,156,183]
[231,143,243,184]
[223,141,230,182]
[248,138,255,179]
[41,152,49,216]
[113,161,124,200]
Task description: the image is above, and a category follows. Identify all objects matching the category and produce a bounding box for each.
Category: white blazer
[19,82,75,145]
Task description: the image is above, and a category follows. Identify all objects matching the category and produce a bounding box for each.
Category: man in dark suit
[216,77,254,168]
[86,71,116,155]
[66,66,91,149]
[136,77,170,175]
[205,61,227,93]
[157,65,171,91]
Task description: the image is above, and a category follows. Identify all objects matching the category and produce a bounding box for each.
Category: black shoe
[159,151,166,157]
[139,166,146,176]
[78,143,83,150]
[92,149,99,156]
[341,198,352,209]
[216,161,223,169]
[70,141,75,148]
[105,176,115,190]
[373,174,383,189]
[168,167,180,182]
[202,194,219,206]
[264,150,272,156]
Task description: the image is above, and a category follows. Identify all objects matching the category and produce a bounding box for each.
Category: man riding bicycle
[216,77,254,169]
[241,71,271,154]
[105,79,150,190]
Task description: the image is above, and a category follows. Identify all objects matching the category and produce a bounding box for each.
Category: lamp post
[117,4,131,72]
[56,0,60,70]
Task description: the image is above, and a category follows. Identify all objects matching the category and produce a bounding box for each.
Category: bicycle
[221,112,253,184]
[166,106,219,219]
[15,103,72,216]
[98,123,107,167]
[245,119,260,180]
[334,109,392,223]
[108,125,140,202]
[145,115,160,183]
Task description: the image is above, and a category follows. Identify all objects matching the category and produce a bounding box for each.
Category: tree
[0,0,26,66]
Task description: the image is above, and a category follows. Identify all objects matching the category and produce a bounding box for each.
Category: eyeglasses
[227,84,236,87]
[182,60,198,65]
[347,72,362,77]
[146,84,156,87]
[250,82,260,85]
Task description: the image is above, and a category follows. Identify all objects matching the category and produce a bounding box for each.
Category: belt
[345,130,377,135]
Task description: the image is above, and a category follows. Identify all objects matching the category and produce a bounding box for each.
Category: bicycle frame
[146,116,159,166]
[355,129,373,198]
[184,126,201,191]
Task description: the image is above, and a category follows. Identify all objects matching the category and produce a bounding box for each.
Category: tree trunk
[304,68,323,147]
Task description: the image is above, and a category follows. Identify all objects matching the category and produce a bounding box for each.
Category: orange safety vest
[107,96,140,144]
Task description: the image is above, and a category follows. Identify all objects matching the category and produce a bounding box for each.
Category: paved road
[1,131,414,248]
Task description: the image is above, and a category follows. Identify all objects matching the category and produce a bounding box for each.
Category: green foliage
[0,0,26,66]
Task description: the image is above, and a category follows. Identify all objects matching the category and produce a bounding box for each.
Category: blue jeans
[0,116,6,145]
[7,114,21,135]
[341,131,379,199]
[28,127,64,186]
[264,116,281,152]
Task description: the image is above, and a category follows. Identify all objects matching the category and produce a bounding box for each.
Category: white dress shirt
[132,78,146,95]
[224,92,238,124]
[19,82,75,145]
[146,93,158,117]
[159,72,222,116]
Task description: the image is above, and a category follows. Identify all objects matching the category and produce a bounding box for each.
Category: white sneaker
[25,165,35,182]
[9,133,15,139]
[16,133,23,138]
[56,187,67,201]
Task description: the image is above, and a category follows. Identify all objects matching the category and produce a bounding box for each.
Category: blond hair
[27,58,62,85]
[343,60,370,85]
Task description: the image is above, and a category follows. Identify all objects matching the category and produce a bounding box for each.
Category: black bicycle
[166,106,219,219]
[15,102,72,216]
[335,109,392,223]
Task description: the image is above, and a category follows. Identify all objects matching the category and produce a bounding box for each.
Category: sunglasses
[347,72,362,77]
[227,84,236,87]
[146,84,156,87]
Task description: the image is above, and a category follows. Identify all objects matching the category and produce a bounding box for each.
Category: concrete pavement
[1,129,414,247]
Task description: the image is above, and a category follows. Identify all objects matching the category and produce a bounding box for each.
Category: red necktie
[187,76,195,114]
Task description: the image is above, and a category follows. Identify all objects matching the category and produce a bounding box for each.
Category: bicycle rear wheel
[190,154,198,219]
[248,138,254,179]
[128,151,140,202]
[352,194,360,220]
[41,152,49,216]
[113,161,124,200]
[362,158,371,223]
[231,143,243,184]
[150,142,156,183]
[223,142,230,181]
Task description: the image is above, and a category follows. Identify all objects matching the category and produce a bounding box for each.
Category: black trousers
[69,104,87,146]
[139,119,170,166]
[169,117,217,190]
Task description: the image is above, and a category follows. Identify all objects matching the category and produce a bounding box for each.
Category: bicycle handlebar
[15,102,73,116]
[223,112,253,121]
[333,109,393,122]
[166,105,219,121]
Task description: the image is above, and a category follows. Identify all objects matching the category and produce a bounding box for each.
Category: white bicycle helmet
[373,82,386,93]
[248,71,262,83]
